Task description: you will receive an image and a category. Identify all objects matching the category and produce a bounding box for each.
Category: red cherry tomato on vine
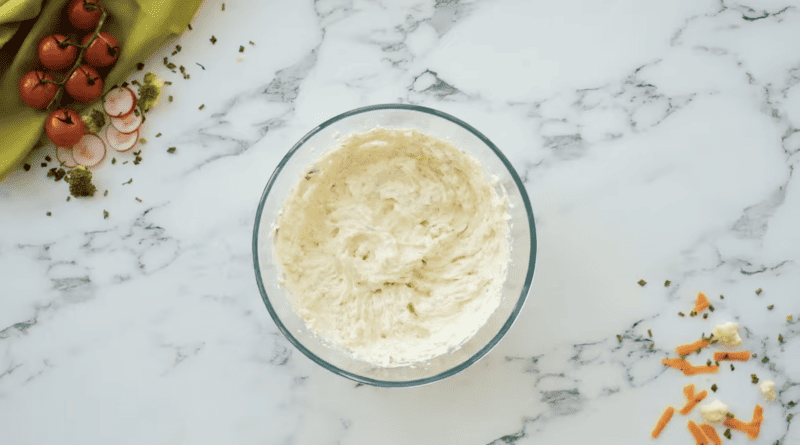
[68,0,102,30]
[65,65,104,103]
[45,109,86,147]
[19,71,59,109]
[38,34,78,71]
[82,32,118,67]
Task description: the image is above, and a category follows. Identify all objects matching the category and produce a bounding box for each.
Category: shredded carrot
[687,420,709,445]
[684,365,719,376]
[713,351,750,361]
[676,339,710,356]
[651,406,675,438]
[723,405,764,439]
[681,391,708,416]
[662,358,690,371]
[694,292,710,313]
[683,384,695,399]
[680,390,708,414]
[699,424,721,445]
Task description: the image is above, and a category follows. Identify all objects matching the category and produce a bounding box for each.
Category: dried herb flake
[210,35,217,44]
[167,147,176,154]
[637,279,646,286]
[756,288,763,295]
[711,384,717,392]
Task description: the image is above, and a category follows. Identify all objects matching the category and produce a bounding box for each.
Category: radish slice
[71,134,107,168]
[106,124,139,152]
[103,86,137,118]
[56,146,77,168]
[110,106,144,134]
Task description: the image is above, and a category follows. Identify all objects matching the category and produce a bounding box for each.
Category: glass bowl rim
[252,103,537,387]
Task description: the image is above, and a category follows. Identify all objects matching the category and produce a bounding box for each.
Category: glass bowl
[252,104,537,387]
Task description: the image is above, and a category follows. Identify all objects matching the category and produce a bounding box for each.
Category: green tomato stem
[46,6,108,111]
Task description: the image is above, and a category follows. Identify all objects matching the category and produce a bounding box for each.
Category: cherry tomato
[19,71,59,109]
[82,32,118,67]
[67,0,102,30]
[65,65,104,103]
[45,109,86,147]
[38,34,78,71]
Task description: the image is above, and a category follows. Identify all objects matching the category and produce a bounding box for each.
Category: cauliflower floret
[761,380,777,401]
[712,322,742,346]
[700,400,730,423]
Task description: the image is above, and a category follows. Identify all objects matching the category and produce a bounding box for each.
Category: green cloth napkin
[0,0,204,183]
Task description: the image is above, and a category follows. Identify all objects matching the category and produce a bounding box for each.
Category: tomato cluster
[18,0,120,147]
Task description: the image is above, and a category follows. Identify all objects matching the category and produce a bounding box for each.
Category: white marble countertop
[2,0,799,443]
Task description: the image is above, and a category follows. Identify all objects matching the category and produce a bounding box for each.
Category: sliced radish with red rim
[106,124,139,152]
[104,86,137,118]
[56,146,77,168]
[110,106,144,134]
[71,134,107,168]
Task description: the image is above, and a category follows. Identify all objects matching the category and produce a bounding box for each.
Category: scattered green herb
[731,364,735,371]
[82,109,106,134]
[163,57,168,65]
[135,197,142,202]
[789,401,796,407]
[156,133,162,137]
[239,45,244,53]
[122,178,132,185]
[103,210,109,219]
[789,414,794,421]
[664,280,671,286]
[166,62,177,70]
[168,95,173,102]
[187,23,192,30]
[720,294,724,299]
[210,35,217,44]
[165,80,172,85]
[111,158,116,164]
[779,333,784,343]
[249,40,255,45]
[139,138,147,144]
[167,147,176,154]
[183,74,191,80]
[756,288,763,295]
[726,413,735,418]
[196,63,205,70]
[136,62,145,70]
[46,211,51,216]
[65,166,96,197]
[66,196,70,201]
[648,329,652,338]
[616,334,622,343]
[637,279,646,286]
[723,428,732,439]
[103,190,107,196]
[179,65,185,74]
[768,305,774,310]
[199,104,205,110]
[138,73,163,112]
[23,163,30,171]
[711,384,717,392]
[407,303,416,315]
[762,357,769,363]
[703,313,708,319]
[222,3,225,10]
[708,305,715,312]
[789,315,794,322]
[751,374,759,384]
[706,359,712,367]
[678,312,685,317]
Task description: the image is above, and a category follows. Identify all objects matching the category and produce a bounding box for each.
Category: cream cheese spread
[272,128,511,367]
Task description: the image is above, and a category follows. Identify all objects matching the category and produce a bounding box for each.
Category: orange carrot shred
[723,405,764,440]
[687,420,709,445]
[684,365,719,376]
[680,390,708,415]
[651,406,675,438]
[694,292,710,313]
[683,384,695,399]
[713,351,751,361]
[662,358,689,371]
[676,339,710,356]
[700,424,721,445]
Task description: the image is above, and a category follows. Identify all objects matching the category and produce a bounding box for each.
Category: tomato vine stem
[46,5,108,111]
